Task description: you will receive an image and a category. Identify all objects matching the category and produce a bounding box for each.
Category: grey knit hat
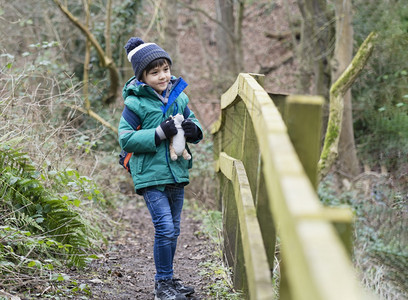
[124,37,172,80]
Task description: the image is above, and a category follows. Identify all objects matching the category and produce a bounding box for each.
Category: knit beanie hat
[124,37,172,80]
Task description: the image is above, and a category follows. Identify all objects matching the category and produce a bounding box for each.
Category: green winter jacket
[118,76,202,194]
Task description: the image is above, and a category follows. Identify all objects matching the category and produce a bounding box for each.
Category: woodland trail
[74,196,217,299]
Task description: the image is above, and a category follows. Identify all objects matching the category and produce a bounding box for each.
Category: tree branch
[179,1,236,42]
[53,0,119,104]
[142,0,161,41]
[53,0,111,67]
[318,31,377,179]
[258,51,293,75]
[104,0,112,59]
[64,104,118,135]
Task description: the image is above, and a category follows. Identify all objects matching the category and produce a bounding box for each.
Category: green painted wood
[223,179,238,273]
[238,74,363,300]
[255,173,276,271]
[219,152,275,299]
[334,222,353,257]
[268,92,289,115]
[213,73,369,300]
[241,109,277,271]
[265,93,353,255]
[243,74,277,272]
[233,225,246,293]
[283,95,324,189]
[219,72,278,274]
[279,259,294,300]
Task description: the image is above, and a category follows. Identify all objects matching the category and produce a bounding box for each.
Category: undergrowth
[0,137,106,297]
[318,174,408,299]
[0,58,111,297]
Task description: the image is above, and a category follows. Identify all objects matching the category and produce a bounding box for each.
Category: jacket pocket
[137,153,145,173]
[130,153,145,174]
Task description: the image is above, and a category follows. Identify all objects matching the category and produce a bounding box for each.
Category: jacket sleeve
[183,105,203,144]
[118,116,158,154]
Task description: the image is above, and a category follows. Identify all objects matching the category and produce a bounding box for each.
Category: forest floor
[72,195,220,300]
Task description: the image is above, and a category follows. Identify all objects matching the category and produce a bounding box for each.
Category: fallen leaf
[89,278,104,284]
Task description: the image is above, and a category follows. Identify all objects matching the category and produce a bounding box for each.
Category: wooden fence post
[283,95,324,190]
[212,73,369,300]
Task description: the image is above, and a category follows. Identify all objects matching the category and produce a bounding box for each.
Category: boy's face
[141,62,171,94]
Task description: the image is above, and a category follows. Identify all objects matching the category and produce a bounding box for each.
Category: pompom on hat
[124,37,172,80]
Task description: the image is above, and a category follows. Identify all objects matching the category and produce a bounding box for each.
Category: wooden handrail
[212,73,372,300]
[218,152,275,299]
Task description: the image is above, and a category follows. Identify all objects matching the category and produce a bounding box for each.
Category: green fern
[0,144,102,266]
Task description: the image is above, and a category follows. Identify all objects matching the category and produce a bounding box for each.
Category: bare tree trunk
[162,0,181,76]
[104,0,112,59]
[179,1,243,91]
[83,0,91,112]
[331,0,360,177]
[191,0,215,76]
[296,0,314,93]
[296,0,333,97]
[234,0,244,73]
[215,0,237,90]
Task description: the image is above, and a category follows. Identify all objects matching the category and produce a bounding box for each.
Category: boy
[118,37,203,300]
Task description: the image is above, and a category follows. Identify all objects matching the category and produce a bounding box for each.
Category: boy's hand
[156,117,177,140]
[182,119,201,141]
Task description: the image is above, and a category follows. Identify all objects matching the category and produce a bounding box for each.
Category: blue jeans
[142,185,184,281]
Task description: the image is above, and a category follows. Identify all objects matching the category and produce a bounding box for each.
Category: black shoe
[172,278,195,296]
[155,279,187,300]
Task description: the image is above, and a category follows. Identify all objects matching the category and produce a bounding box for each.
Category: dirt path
[77,196,216,299]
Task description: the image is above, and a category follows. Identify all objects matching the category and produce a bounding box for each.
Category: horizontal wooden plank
[286,95,325,106]
[296,221,362,300]
[297,207,354,223]
[233,160,275,300]
[211,115,222,134]
[221,75,240,110]
[218,152,235,180]
[218,152,275,299]
[214,73,369,300]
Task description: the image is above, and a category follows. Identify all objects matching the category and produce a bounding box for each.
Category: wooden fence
[212,73,371,299]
